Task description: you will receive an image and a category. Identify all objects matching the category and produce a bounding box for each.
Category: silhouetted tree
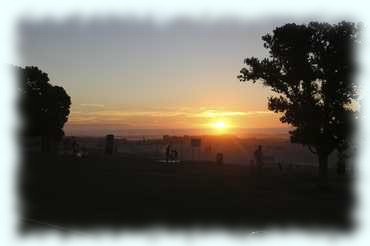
[238,22,358,182]
[17,66,71,152]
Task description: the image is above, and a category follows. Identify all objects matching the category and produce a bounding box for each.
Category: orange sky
[20,19,291,135]
[64,106,285,135]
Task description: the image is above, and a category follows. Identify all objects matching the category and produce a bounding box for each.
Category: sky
[19,17,298,136]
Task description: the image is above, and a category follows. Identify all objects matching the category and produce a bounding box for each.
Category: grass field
[19,153,353,232]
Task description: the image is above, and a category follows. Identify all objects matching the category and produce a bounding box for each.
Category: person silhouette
[278,162,283,172]
[171,149,178,162]
[254,145,263,172]
[166,144,171,163]
[216,152,224,165]
[72,137,79,156]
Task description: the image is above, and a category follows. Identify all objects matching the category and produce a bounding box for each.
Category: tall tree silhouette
[238,22,358,182]
[17,66,71,152]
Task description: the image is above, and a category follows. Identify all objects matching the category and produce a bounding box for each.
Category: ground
[19,153,353,232]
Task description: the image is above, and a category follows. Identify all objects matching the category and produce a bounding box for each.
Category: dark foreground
[19,153,353,232]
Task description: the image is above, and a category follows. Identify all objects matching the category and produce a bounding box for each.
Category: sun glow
[211,121,227,129]
[208,121,231,134]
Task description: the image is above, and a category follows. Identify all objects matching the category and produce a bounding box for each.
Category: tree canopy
[238,21,358,179]
[17,66,71,143]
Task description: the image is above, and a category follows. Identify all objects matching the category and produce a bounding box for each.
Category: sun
[205,119,232,135]
[209,121,230,134]
[211,121,227,129]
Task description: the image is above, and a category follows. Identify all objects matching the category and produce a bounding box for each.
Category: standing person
[216,152,224,165]
[166,144,171,163]
[277,162,283,172]
[172,149,178,162]
[254,145,264,173]
[72,137,79,156]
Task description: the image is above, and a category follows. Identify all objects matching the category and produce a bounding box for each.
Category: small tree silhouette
[238,22,358,183]
[17,66,71,152]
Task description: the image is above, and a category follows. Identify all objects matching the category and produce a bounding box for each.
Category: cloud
[193,110,272,118]
[67,108,273,127]
[79,104,105,108]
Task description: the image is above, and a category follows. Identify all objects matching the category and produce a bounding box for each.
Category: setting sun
[208,121,231,134]
[211,121,227,129]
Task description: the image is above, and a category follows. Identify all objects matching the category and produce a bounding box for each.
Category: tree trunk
[318,153,329,185]
[41,135,49,152]
[337,160,346,176]
[337,151,346,176]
